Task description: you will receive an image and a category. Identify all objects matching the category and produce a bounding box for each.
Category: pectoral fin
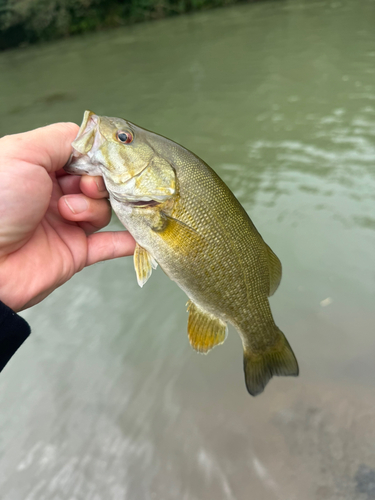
[265,244,282,296]
[134,243,158,287]
[187,300,228,354]
[150,212,204,259]
[151,211,198,236]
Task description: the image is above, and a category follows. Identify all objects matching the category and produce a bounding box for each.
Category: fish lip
[71,111,102,156]
[78,110,99,138]
[65,112,107,176]
[64,151,100,175]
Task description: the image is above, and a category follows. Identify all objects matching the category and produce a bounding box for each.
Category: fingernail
[95,178,107,192]
[65,196,88,214]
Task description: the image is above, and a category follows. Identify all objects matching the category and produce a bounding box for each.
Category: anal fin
[187,300,227,354]
[134,243,157,287]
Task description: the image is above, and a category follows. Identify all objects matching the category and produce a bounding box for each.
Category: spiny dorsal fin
[243,326,299,396]
[187,300,228,354]
[134,243,158,287]
[265,244,282,296]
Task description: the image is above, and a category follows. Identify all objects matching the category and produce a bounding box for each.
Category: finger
[58,195,112,230]
[80,175,109,199]
[86,231,136,266]
[0,122,79,173]
[55,167,71,178]
[75,221,104,235]
[57,174,82,195]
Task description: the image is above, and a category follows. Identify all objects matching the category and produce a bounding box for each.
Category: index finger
[0,122,79,173]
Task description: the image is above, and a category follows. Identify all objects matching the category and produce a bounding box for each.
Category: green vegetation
[0,0,258,50]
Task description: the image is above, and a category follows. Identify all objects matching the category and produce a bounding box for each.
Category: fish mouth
[64,111,105,174]
[72,111,101,155]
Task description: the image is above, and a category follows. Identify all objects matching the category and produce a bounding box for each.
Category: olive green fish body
[66,111,299,396]
[117,153,271,331]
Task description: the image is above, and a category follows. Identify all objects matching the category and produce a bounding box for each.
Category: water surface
[1,0,375,498]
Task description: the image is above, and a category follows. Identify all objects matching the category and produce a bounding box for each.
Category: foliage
[0,0,244,50]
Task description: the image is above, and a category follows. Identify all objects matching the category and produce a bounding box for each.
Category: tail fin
[243,328,299,396]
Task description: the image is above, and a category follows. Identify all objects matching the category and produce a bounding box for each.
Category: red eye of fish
[117,131,133,144]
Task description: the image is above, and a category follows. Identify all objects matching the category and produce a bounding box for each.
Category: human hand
[0,122,136,312]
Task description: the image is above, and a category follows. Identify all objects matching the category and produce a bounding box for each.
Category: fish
[65,110,299,396]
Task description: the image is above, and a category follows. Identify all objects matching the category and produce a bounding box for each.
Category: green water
[1,0,375,498]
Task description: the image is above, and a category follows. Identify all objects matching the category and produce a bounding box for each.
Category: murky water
[1,0,375,498]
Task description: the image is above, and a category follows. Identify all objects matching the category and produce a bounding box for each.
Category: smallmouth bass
[65,110,299,396]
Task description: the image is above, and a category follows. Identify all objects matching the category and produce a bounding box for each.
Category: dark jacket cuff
[0,301,31,372]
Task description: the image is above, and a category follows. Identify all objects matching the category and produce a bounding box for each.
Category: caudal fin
[243,328,299,396]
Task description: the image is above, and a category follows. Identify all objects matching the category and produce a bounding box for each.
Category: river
[0,0,375,498]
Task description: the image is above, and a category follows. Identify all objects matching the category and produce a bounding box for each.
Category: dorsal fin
[265,244,282,296]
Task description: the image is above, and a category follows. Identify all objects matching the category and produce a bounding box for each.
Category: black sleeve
[0,301,31,372]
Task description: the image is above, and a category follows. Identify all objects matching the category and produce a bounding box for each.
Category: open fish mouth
[64,111,105,175]
[72,111,101,156]
[64,153,92,174]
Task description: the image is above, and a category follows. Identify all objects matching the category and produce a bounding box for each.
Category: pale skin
[0,122,136,312]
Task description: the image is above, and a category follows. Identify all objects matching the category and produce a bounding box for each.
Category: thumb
[0,122,79,173]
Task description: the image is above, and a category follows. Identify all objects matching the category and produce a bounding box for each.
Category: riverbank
[0,0,268,50]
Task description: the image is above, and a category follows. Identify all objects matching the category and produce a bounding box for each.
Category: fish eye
[117,131,133,144]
